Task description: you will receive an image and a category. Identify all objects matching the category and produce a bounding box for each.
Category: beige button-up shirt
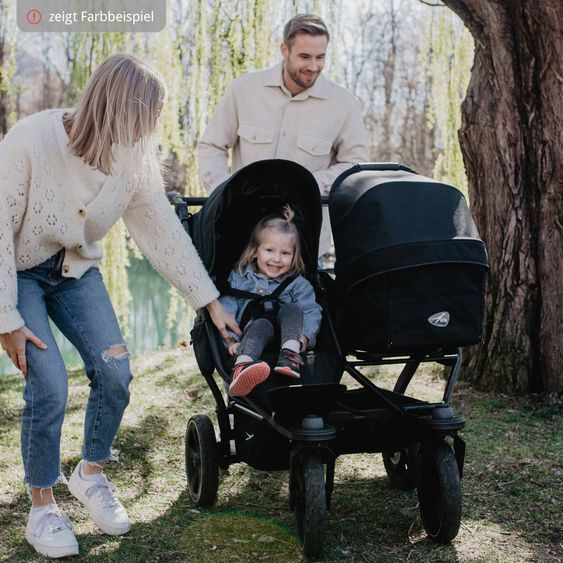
[197,63,369,254]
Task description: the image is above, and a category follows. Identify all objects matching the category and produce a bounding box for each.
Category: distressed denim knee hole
[101,343,130,363]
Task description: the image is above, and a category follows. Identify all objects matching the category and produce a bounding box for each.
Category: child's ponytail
[281,204,295,223]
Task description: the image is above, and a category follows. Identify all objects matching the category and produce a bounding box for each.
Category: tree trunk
[442,0,562,392]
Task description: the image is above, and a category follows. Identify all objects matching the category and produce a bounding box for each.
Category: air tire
[417,440,461,543]
[185,414,219,506]
[293,450,327,559]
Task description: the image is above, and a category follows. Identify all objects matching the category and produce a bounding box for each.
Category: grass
[0,347,561,562]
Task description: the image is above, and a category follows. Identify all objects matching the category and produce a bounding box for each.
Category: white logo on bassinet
[428,312,450,327]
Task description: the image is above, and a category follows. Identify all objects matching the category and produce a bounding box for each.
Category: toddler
[219,205,322,396]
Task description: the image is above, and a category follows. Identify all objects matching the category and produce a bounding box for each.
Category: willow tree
[65,33,134,335]
[421,9,473,193]
[440,0,562,392]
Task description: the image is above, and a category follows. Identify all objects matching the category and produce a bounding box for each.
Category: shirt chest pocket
[238,122,274,145]
[296,134,332,157]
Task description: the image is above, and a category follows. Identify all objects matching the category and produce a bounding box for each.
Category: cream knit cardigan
[0,110,219,333]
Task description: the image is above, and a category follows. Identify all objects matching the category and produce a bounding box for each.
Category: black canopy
[191,159,322,285]
[329,163,488,294]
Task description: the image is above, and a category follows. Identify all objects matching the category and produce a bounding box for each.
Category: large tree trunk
[442,0,562,392]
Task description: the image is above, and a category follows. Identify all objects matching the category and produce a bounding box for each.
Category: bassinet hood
[329,163,488,293]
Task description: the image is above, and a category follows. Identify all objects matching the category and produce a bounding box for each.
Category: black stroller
[168,160,488,558]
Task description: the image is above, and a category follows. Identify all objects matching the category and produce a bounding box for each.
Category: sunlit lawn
[0,347,561,562]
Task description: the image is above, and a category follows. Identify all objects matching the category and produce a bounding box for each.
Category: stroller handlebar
[167,192,329,207]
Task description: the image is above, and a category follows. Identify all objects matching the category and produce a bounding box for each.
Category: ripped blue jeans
[17,251,132,488]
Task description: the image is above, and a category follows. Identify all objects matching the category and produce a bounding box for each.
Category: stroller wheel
[417,440,461,543]
[292,450,327,558]
[185,415,219,506]
[382,443,420,490]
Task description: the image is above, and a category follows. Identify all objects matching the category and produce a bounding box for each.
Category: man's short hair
[283,14,330,47]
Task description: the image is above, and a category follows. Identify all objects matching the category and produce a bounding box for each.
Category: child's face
[255,232,295,279]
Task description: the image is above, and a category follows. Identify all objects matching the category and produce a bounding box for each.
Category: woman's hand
[205,300,242,345]
[0,326,47,376]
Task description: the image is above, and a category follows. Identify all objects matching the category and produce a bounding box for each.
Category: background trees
[2,0,558,392]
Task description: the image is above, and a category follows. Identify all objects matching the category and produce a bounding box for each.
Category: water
[0,257,190,376]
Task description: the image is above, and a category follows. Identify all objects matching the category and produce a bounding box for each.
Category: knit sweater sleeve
[0,125,31,333]
[122,185,219,311]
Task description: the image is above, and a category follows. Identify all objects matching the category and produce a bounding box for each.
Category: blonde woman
[0,54,240,558]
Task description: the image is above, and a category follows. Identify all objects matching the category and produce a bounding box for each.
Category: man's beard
[286,64,319,90]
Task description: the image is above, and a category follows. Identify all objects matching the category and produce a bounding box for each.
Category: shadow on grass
[0,371,97,440]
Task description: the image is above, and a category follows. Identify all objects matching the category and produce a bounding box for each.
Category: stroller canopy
[329,164,488,294]
[192,159,322,285]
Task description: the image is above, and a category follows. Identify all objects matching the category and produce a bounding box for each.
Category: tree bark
[442,0,562,392]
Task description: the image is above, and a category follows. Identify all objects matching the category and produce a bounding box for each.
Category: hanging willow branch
[418,0,446,6]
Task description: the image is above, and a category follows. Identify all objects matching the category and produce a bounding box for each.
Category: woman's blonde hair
[63,54,166,179]
[238,205,306,276]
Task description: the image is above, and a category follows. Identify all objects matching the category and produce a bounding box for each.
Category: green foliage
[100,221,132,338]
[421,9,473,197]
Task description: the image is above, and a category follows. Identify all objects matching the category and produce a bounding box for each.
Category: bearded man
[197,14,368,256]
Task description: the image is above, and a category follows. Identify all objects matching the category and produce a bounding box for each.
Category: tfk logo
[428,311,450,327]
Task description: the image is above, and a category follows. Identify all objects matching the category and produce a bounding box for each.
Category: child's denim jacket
[219,264,322,348]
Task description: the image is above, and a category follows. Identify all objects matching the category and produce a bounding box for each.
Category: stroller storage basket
[329,164,488,354]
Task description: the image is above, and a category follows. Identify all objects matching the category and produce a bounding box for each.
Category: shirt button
[252,135,256,140]
[282,132,286,137]
[62,265,70,274]
[78,209,86,216]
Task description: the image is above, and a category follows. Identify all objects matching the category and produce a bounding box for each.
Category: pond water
[0,257,189,376]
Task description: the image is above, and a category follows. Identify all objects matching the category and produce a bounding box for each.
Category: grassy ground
[0,347,561,562]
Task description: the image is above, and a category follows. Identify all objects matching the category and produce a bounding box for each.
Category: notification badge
[25,9,42,25]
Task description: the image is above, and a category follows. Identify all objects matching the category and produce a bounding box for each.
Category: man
[198,14,369,255]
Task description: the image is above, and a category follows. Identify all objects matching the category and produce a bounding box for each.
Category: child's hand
[228,341,240,356]
[299,336,309,351]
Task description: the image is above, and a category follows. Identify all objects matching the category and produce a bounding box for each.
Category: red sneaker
[229,361,270,397]
[273,348,303,378]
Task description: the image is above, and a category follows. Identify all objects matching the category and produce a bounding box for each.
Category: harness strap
[220,275,297,303]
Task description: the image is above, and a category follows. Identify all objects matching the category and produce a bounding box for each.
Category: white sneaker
[68,461,131,535]
[25,503,79,558]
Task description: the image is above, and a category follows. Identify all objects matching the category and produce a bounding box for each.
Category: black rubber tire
[293,451,327,559]
[382,443,420,490]
[417,440,462,543]
[185,415,219,506]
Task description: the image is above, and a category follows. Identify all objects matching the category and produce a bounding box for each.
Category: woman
[0,54,240,559]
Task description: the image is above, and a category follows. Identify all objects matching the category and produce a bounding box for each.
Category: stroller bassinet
[329,163,488,354]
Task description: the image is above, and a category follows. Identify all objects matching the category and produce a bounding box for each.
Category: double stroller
[168,160,488,558]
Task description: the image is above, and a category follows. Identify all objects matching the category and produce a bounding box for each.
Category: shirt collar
[264,62,329,100]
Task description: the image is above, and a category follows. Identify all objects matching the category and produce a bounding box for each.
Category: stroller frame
[169,184,467,558]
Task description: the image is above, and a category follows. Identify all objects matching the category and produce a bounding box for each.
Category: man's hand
[0,326,47,376]
[205,300,242,345]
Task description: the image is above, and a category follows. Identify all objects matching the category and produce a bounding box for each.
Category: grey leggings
[238,303,303,360]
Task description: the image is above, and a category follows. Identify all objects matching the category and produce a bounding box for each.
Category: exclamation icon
[26,9,42,25]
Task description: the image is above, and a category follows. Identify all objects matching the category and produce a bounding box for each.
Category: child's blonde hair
[63,54,166,179]
[238,205,305,276]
